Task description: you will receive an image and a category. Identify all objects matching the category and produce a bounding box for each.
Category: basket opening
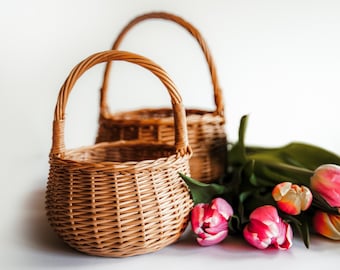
[110,108,214,120]
[64,142,177,163]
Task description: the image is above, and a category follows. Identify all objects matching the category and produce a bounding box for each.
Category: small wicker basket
[46,50,193,257]
[96,11,227,183]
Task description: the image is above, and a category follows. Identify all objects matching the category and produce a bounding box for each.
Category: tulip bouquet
[180,115,340,250]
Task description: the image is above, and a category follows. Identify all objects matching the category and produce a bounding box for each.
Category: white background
[1,0,340,269]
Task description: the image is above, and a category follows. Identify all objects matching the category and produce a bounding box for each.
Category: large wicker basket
[45,50,194,257]
[96,11,227,183]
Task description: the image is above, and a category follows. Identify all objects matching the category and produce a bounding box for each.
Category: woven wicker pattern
[96,11,227,183]
[46,50,193,257]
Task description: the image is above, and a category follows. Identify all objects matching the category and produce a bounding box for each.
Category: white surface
[1,0,340,269]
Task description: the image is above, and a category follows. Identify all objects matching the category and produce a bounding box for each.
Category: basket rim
[51,140,191,168]
[101,107,225,125]
[105,107,216,116]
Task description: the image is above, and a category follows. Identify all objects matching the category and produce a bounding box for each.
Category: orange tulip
[272,182,313,215]
[313,211,340,240]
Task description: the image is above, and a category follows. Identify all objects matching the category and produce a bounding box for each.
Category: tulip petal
[250,205,280,224]
[205,215,228,235]
[274,220,293,250]
[283,223,294,249]
[197,230,228,246]
[311,164,340,208]
[273,182,312,215]
[248,218,278,240]
[211,198,234,220]
[300,185,313,211]
[190,198,233,247]
[277,193,301,215]
[313,211,340,240]
[243,224,271,249]
[191,204,206,234]
[243,205,293,250]
[272,182,291,201]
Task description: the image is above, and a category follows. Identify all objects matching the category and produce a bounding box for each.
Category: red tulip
[191,198,233,246]
[272,182,313,215]
[243,205,293,250]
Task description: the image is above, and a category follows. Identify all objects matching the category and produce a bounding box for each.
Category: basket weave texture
[96,11,227,183]
[46,50,193,257]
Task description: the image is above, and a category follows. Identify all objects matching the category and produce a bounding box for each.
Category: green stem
[263,161,314,176]
[244,158,314,186]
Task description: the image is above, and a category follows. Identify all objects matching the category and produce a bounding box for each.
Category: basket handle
[51,50,191,157]
[100,11,224,117]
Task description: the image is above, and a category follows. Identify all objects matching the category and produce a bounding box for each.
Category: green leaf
[281,142,340,170]
[237,191,250,225]
[311,190,339,214]
[238,115,248,150]
[228,115,249,165]
[179,173,229,204]
[246,142,340,171]
[239,190,253,204]
[253,161,314,186]
[228,215,242,233]
[284,214,310,249]
[301,220,311,249]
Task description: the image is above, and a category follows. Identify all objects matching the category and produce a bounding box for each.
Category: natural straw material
[46,50,193,257]
[96,11,227,183]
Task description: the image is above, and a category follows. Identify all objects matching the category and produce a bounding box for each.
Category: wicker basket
[46,50,194,257]
[96,11,227,183]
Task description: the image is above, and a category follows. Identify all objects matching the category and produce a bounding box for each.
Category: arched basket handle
[100,11,224,117]
[51,50,191,157]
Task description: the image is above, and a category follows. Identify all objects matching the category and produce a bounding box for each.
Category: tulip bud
[191,198,233,246]
[313,211,340,240]
[272,182,313,215]
[243,205,293,250]
[310,164,340,209]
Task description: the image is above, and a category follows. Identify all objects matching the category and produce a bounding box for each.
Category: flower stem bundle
[180,115,340,249]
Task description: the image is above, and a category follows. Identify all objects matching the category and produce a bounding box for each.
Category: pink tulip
[313,211,340,240]
[243,205,293,250]
[310,164,340,209]
[272,182,313,215]
[191,198,233,246]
